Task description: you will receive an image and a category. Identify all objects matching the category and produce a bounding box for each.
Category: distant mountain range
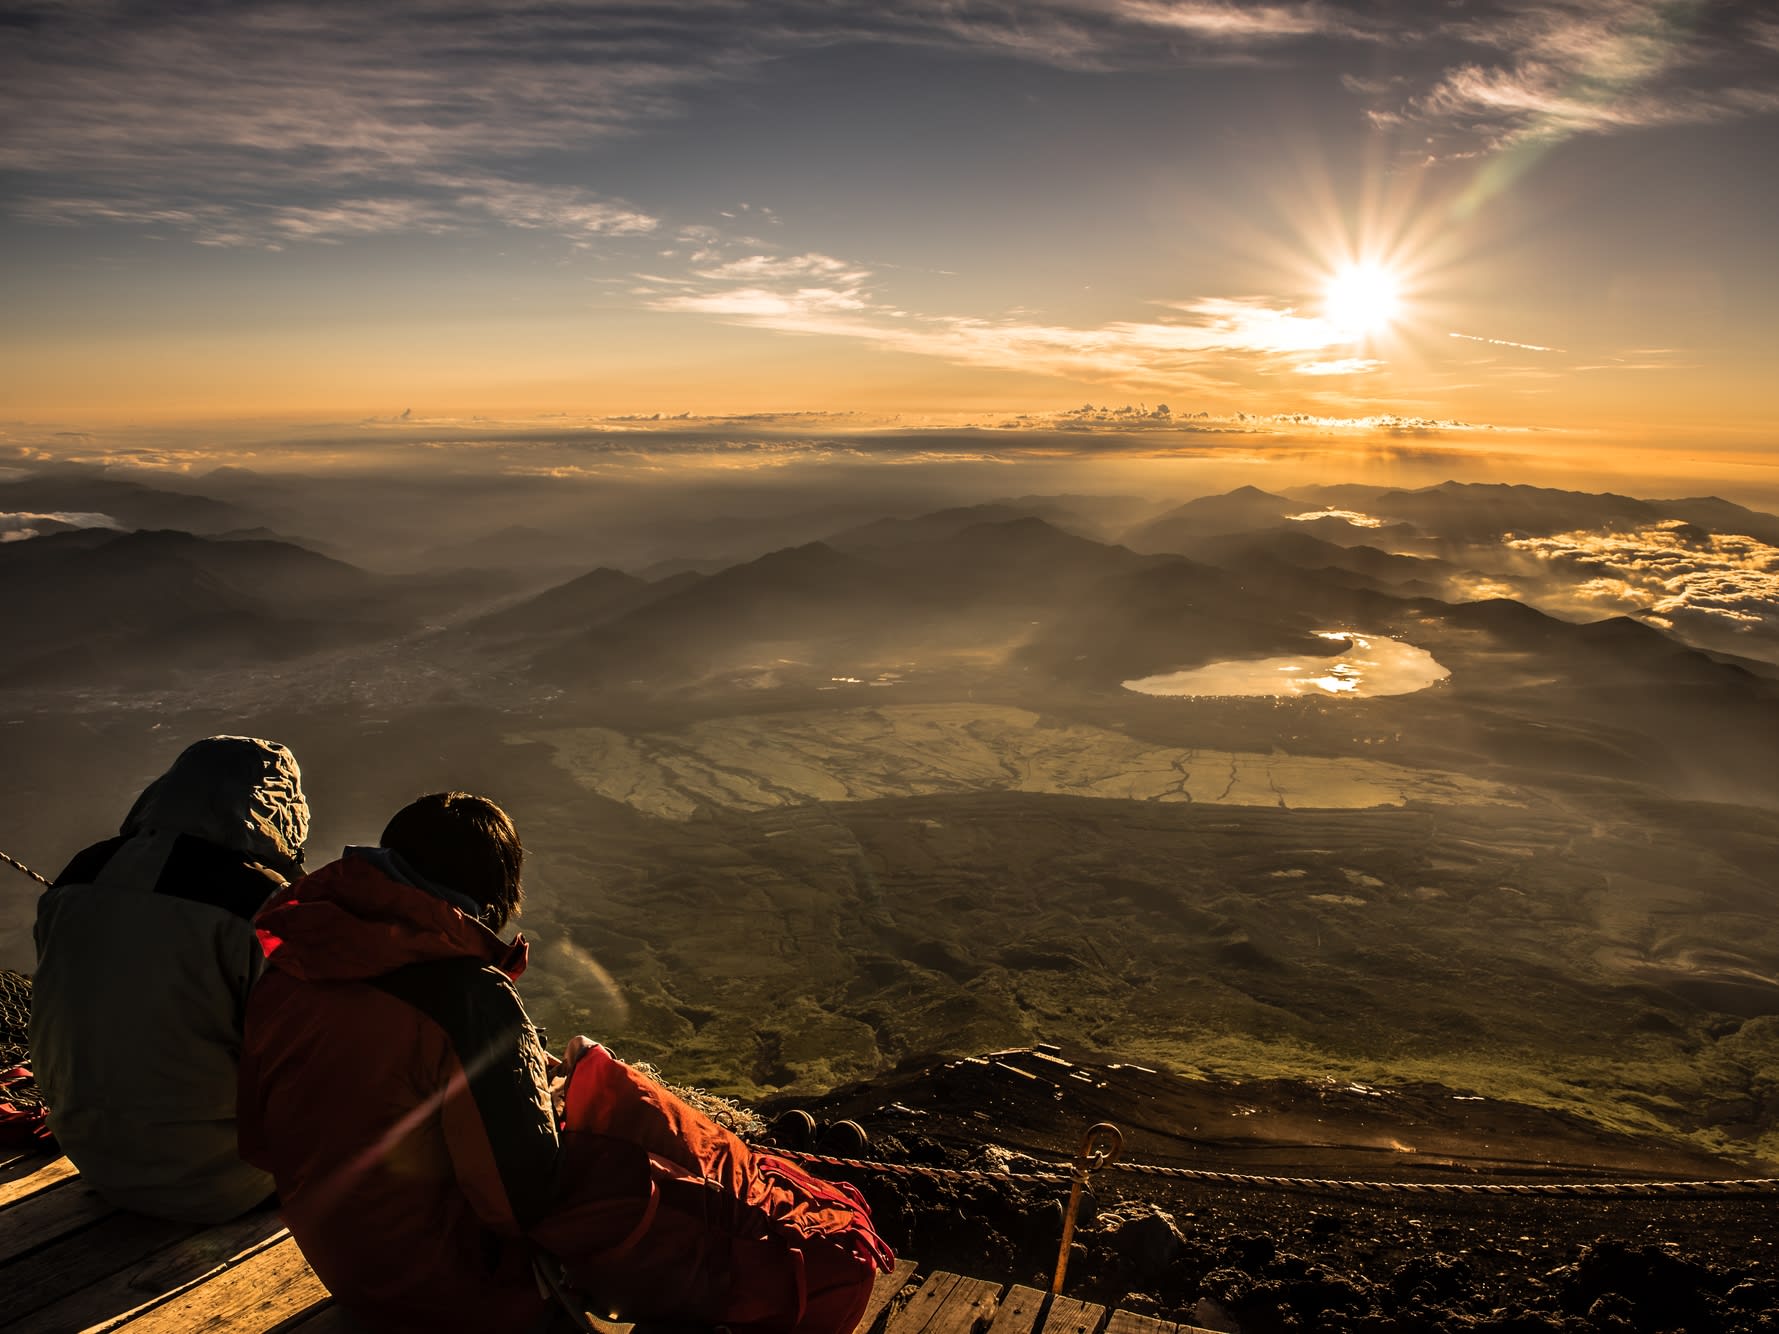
[0,527,521,684]
[0,472,248,535]
[825,499,1115,551]
[0,529,368,682]
[1123,485,1301,549]
[3,470,1775,723]
[526,517,1180,684]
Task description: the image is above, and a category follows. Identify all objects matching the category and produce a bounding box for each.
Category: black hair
[380,792,524,931]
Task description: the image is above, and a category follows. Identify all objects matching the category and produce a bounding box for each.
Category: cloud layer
[1506,520,1779,647]
[0,510,121,542]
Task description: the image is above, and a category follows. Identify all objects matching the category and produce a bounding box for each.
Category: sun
[1324,261,1402,338]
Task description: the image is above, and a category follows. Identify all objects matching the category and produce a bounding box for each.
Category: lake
[1122,631,1449,699]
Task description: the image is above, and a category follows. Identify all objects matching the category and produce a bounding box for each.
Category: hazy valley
[5,464,1779,1168]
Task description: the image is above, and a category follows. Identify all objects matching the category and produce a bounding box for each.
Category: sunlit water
[1286,509,1384,527]
[1123,631,1448,699]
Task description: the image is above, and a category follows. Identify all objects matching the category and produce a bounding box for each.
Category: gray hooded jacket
[31,736,308,1222]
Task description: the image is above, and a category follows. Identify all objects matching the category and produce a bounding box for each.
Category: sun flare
[1324,262,1402,338]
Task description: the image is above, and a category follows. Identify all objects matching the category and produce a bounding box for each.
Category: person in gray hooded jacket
[30,735,309,1222]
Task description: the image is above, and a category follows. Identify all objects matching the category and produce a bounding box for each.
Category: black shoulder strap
[52,837,128,887]
[155,834,286,919]
[53,833,285,921]
[372,956,560,1228]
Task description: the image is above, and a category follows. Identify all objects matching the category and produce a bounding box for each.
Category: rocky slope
[771,1048,1779,1333]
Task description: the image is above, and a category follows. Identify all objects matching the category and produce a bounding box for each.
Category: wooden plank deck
[0,1150,1222,1334]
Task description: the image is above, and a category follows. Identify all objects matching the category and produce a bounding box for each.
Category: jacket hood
[123,736,309,877]
[256,850,527,984]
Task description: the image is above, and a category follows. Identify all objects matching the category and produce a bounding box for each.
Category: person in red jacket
[238,792,558,1332]
[239,792,888,1334]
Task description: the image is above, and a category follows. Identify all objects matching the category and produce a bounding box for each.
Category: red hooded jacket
[237,850,566,1333]
[239,851,882,1334]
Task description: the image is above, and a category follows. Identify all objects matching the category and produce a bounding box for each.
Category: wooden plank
[0,1209,200,1327]
[921,1276,1003,1334]
[0,1180,115,1263]
[1040,1295,1107,1334]
[887,1273,968,1334]
[857,1258,920,1334]
[5,1208,288,1333]
[0,1153,77,1209]
[886,1272,1002,1334]
[985,1283,1048,1334]
[1102,1312,1175,1334]
[546,1255,914,1334]
[110,1234,328,1332]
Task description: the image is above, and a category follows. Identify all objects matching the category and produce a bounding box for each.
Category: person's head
[125,735,309,879]
[380,792,524,932]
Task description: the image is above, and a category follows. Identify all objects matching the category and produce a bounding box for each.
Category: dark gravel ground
[772,1051,1779,1334]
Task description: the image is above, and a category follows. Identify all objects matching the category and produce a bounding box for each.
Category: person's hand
[549,1034,597,1122]
[560,1034,597,1082]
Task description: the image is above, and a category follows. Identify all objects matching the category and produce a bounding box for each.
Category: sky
[2,0,1777,483]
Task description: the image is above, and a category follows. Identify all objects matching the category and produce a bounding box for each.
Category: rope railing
[0,850,50,889]
[781,1147,1779,1199]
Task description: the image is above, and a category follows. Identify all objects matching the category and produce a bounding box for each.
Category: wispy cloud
[0,3,705,171]
[16,195,461,249]
[638,244,1391,388]
[5,1,1773,251]
[0,0,1378,247]
[825,0,1381,72]
[1448,331,1563,354]
[1104,2,1356,41]
[1572,348,1699,373]
[443,175,658,240]
[1364,1,1779,160]
[1294,358,1383,376]
[0,2,686,245]
[16,182,656,249]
